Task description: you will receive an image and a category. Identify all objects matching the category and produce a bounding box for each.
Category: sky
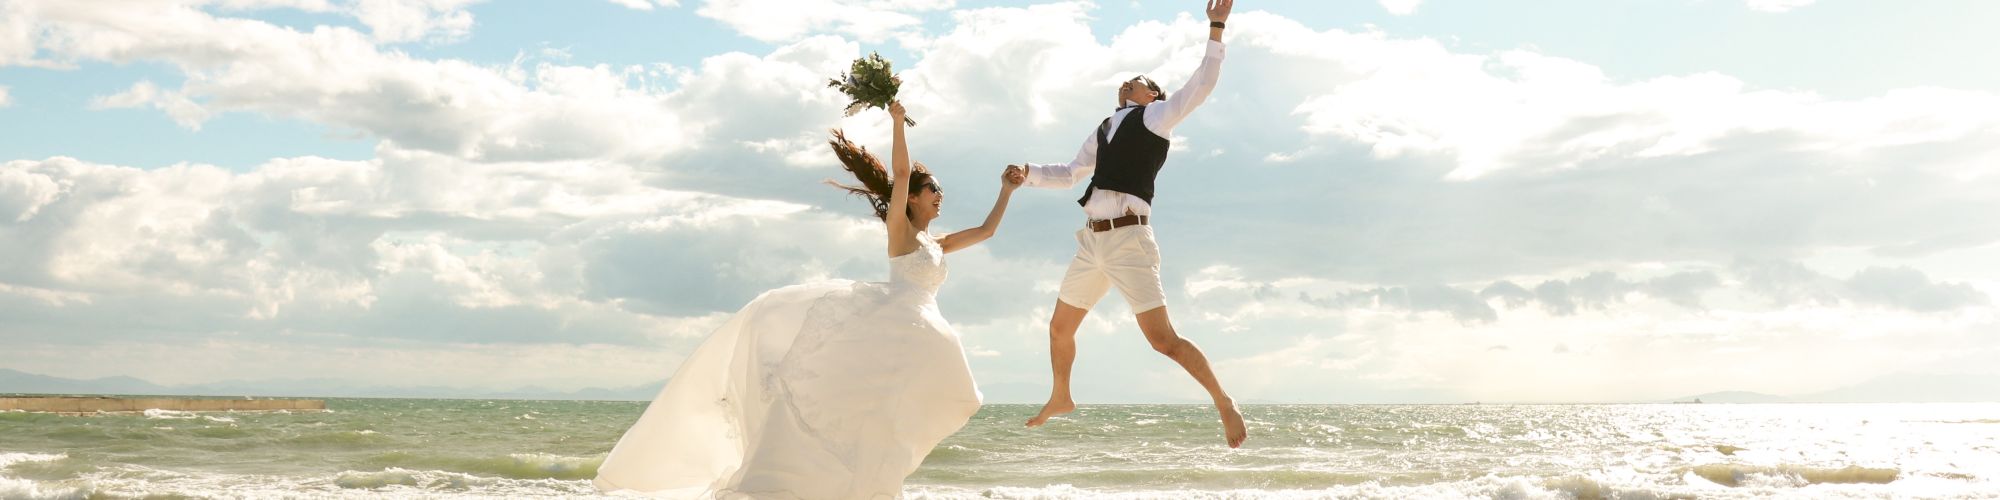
[2,0,1998,404]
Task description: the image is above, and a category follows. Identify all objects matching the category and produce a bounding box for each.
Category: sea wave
[0,453,99,483]
[0,411,53,423]
[1,466,1991,499]
[333,468,425,489]
[281,429,396,447]
[323,467,601,496]
[0,454,85,500]
[920,467,1410,489]
[906,472,1996,500]
[5,465,603,499]
[142,409,198,419]
[0,477,89,500]
[126,408,236,423]
[1687,463,1901,487]
[359,451,604,480]
[0,452,66,469]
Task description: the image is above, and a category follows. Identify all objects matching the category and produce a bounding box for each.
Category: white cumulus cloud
[1379,0,1422,16]
[1746,0,1817,13]
[351,0,483,43]
[694,0,957,42]
[606,0,678,9]
[4,0,2000,403]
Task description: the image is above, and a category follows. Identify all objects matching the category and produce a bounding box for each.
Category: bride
[594,101,1024,498]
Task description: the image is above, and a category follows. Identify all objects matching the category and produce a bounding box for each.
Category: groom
[1006,0,1245,448]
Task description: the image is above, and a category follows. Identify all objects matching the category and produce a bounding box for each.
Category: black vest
[1079,105,1171,207]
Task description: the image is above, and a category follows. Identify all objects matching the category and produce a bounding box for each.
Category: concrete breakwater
[0,396,326,414]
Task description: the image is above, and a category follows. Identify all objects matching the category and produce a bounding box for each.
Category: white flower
[845,102,868,117]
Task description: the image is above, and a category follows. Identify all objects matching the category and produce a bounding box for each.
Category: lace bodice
[888,232,947,295]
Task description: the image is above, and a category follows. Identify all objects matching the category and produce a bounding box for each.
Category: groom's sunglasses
[1123,75,1166,100]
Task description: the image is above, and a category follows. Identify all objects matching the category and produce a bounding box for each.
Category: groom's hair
[1131,75,1167,101]
[825,128,938,221]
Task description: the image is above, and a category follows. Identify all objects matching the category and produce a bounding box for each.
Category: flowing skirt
[593,280,982,499]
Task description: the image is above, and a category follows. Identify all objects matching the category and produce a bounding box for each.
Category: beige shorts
[1056,225,1166,313]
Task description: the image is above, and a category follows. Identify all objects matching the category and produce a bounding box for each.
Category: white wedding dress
[594,232,982,499]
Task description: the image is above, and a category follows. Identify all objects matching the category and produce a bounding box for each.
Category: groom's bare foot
[1025,397,1075,427]
[1219,400,1247,448]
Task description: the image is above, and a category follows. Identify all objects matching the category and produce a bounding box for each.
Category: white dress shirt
[1024,40,1226,220]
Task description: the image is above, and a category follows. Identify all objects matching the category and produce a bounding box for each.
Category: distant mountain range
[1664,373,2000,404]
[5,367,1997,403]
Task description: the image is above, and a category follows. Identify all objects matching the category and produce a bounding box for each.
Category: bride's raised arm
[939,166,1024,254]
[884,101,918,257]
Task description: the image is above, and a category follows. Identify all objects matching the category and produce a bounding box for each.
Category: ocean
[3,400,1997,499]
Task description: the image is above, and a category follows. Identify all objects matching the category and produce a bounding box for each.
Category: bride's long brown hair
[826,128,936,221]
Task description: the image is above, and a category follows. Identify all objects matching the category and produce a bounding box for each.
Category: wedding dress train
[594,232,981,499]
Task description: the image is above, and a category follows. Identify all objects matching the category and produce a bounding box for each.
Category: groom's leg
[1109,226,1247,447]
[1134,306,1246,448]
[1046,301,1088,401]
[1134,307,1230,406]
[1025,300,1088,428]
[1029,229,1111,428]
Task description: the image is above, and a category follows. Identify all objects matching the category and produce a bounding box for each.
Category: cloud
[0,337,685,391]
[351,0,483,43]
[4,0,1999,404]
[91,81,212,128]
[0,142,1070,395]
[0,164,61,222]
[1378,0,1421,16]
[0,1,1050,392]
[1101,13,2000,285]
[742,6,2000,291]
[11,1,899,171]
[1290,47,2000,180]
[693,0,956,43]
[0,85,10,107]
[207,0,341,12]
[1208,302,1999,403]
[1845,267,1989,312]
[0,153,765,348]
[0,2,47,67]
[9,0,481,61]
[1271,262,1979,325]
[606,0,679,9]
[1737,260,1991,312]
[1183,262,1998,403]
[1304,284,1498,324]
[13,0,708,162]
[1746,0,1816,13]
[572,206,883,317]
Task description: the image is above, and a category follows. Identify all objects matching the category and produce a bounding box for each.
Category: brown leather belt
[1088,214,1148,232]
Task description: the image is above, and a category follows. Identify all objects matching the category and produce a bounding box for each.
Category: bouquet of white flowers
[828,52,916,127]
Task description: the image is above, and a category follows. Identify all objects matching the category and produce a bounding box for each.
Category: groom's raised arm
[1143,0,1231,135]
[1020,130,1099,190]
